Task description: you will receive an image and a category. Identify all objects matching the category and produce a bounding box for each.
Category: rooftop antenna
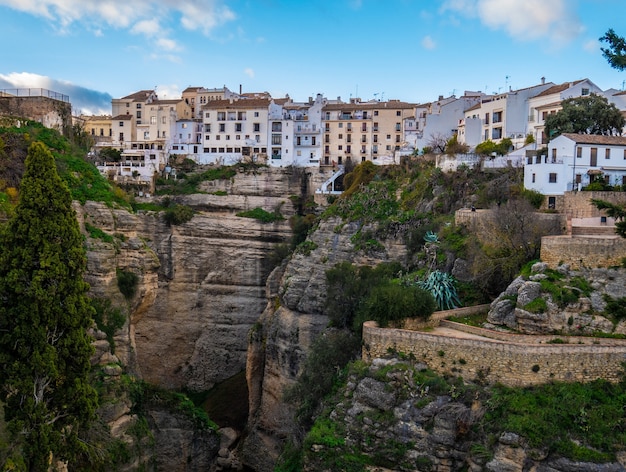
[622,80,625,91]
[505,75,510,90]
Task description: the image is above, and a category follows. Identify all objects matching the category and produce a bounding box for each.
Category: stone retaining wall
[362,320,626,387]
[540,234,626,269]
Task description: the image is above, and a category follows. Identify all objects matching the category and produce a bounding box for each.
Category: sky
[0,0,625,115]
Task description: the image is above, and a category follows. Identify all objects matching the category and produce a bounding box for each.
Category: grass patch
[85,222,115,244]
[236,207,284,223]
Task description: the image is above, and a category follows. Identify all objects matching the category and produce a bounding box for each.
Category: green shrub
[236,207,284,223]
[356,282,436,329]
[524,297,547,313]
[116,269,139,299]
[163,204,194,226]
[90,297,126,352]
[284,330,360,428]
[85,222,115,244]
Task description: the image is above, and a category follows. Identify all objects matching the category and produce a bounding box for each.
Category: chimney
[239,84,242,94]
[541,77,545,85]
[438,95,444,101]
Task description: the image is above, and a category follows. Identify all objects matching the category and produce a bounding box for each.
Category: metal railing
[0,88,69,103]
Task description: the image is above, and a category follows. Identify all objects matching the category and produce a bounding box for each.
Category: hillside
[1,124,626,470]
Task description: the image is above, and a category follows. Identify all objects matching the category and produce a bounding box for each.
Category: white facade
[524,133,626,198]
[527,79,604,145]
[416,93,483,152]
[200,98,271,165]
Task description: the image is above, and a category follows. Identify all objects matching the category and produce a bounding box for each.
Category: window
[362,135,367,143]
[373,134,379,143]
[136,103,142,109]
[386,134,391,140]
[226,135,230,140]
[395,123,401,131]
[235,123,242,132]
[346,145,351,153]
[606,148,611,159]
[219,123,225,132]
[182,123,188,129]
[217,112,226,121]
[338,145,343,151]
[532,173,536,183]
[396,110,401,116]
[549,173,557,183]
[347,134,352,143]
[150,116,157,124]
[272,122,282,132]
[296,137,301,146]
[581,88,590,96]
[119,121,124,127]
[254,112,259,117]
[542,111,548,121]
[236,135,241,140]
[271,134,281,145]
[162,117,166,124]
[254,123,260,132]
[577,147,582,158]
[205,112,210,118]
[493,111,502,123]
[551,148,557,162]
[374,111,378,116]
[373,122,379,131]
[311,137,316,145]
[338,134,343,139]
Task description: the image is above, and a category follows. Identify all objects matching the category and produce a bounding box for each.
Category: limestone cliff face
[81,168,310,391]
[242,216,408,471]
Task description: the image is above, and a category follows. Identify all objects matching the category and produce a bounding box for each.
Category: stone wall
[362,321,626,387]
[0,96,72,134]
[540,234,626,269]
[561,190,626,219]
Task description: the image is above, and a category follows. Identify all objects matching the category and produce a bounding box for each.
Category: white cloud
[0,0,236,36]
[421,35,436,50]
[131,19,161,37]
[441,0,583,44]
[154,84,181,99]
[0,72,112,115]
[244,68,255,79]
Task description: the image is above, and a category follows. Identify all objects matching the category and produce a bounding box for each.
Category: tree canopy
[0,142,97,469]
[600,29,626,71]
[544,94,625,139]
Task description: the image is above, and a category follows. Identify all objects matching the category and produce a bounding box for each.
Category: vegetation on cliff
[0,142,98,469]
[287,357,626,471]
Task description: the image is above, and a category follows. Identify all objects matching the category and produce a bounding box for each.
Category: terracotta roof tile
[560,133,626,145]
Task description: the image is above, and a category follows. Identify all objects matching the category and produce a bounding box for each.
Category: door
[590,147,597,166]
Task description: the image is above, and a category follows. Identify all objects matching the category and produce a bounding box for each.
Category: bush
[284,330,360,429]
[236,207,284,223]
[163,204,194,226]
[117,269,139,299]
[356,282,435,329]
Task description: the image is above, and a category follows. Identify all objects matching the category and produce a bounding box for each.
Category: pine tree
[0,142,97,470]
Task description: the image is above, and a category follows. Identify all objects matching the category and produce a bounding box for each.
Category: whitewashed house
[524,133,626,208]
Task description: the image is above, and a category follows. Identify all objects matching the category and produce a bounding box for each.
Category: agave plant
[417,270,461,311]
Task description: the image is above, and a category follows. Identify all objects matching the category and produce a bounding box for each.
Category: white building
[527,79,604,145]
[524,133,626,208]
[460,81,554,150]
[417,92,484,152]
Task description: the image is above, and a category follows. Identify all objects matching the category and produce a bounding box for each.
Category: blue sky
[0,0,624,115]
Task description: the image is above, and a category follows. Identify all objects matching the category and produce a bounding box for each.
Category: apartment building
[527,79,604,145]
[81,114,112,145]
[200,97,272,165]
[322,99,416,166]
[182,86,239,119]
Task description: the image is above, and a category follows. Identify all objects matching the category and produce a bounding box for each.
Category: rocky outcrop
[241,216,408,471]
[487,262,626,335]
[302,357,626,472]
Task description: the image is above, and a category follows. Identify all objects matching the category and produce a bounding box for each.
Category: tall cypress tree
[0,142,97,470]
